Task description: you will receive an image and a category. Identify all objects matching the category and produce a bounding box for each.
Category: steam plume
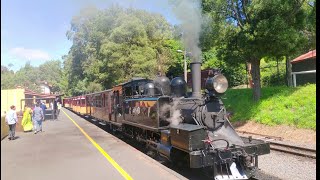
[171,0,203,62]
[160,99,182,126]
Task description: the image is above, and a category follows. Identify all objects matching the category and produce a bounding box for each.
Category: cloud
[9,47,51,61]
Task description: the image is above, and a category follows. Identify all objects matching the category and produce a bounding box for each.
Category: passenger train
[63,62,270,179]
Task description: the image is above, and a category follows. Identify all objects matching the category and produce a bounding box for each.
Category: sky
[1,0,179,72]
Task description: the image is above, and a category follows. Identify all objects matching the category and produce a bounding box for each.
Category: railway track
[269,141,316,159]
[238,131,316,159]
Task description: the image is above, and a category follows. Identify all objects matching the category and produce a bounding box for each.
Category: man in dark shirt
[40,102,47,121]
[54,99,58,119]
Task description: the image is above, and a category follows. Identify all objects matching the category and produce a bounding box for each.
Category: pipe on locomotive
[190,62,202,98]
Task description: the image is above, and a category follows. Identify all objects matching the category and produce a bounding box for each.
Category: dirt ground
[232,121,316,146]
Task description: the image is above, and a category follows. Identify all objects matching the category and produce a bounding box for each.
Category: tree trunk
[250,59,261,101]
[247,62,253,88]
[286,56,292,86]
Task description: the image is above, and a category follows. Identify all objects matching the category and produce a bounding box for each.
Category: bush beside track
[222,84,316,130]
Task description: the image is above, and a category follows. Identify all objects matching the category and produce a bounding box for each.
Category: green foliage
[38,60,63,92]
[65,6,179,95]
[9,62,42,93]
[87,82,103,93]
[201,0,314,101]
[1,61,63,94]
[202,48,246,87]
[1,65,16,89]
[260,58,286,86]
[165,39,185,78]
[222,84,316,130]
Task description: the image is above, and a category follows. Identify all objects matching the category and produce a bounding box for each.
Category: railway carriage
[62,97,72,109]
[87,90,113,122]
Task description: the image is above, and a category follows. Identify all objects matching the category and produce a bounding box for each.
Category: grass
[222,84,316,130]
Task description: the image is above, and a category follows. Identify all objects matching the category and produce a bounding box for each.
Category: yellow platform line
[62,109,134,180]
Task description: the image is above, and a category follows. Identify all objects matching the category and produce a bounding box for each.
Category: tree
[165,39,185,78]
[38,60,63,93]
[1,65,15,89]
[13,61,42,92]
[202,0,312,101]
[202,48,246,87]
[87,82,103,93]
[65,6,177,95]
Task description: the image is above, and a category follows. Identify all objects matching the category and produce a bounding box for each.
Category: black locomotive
[65,61,270,179]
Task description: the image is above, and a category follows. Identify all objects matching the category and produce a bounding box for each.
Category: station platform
[1,108,187,180]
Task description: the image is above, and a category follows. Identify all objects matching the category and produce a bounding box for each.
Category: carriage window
[139,85,145,95]
[125,87,132,97]
[96,95,102,107]
[133,86,140,96]
[114,91,120,104]
[103,94,106,107]
[81,99,85,105]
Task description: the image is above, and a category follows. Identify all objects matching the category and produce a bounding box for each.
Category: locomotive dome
[170,77,186,97]
[154,76,171,96]
[144,82,156,96]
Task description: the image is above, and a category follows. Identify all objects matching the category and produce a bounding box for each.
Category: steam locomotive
[63,62,270,179]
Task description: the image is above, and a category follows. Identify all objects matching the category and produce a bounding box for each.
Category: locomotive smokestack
[190,62,201,98]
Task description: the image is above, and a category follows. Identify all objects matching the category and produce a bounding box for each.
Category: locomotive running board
[122,120,161,132]
[99,121,107,125]
[91,118,97,122]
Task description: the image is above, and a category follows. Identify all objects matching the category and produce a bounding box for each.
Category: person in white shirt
[5,105,18,140]
[50,101,54,110]
[57,102,62,116]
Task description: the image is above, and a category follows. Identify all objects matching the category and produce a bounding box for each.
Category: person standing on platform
[5,105,18,140]
[57,102,61,116]
[53,99,58,119]
[50,101,53,110]
[21,105,33,132]
[40,102,47,121]
[33,103,44,134]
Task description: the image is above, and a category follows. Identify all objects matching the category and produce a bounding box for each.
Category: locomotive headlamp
[205,74,228,94]
[213,74,228,93]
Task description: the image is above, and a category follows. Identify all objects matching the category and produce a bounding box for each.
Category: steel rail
[238,131,316,159]
[269,142,316,159]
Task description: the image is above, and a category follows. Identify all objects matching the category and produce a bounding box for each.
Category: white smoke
[171,0,203,62]
[160,99,182,126]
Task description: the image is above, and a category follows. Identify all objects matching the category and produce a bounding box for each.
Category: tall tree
[201,0,312,101]
[13,62,42,92]
[1,65,15,89]
[38,60,63,93]
[65,6,177,95]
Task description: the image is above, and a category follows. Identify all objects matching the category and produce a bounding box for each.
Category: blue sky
[1,0,179,72]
